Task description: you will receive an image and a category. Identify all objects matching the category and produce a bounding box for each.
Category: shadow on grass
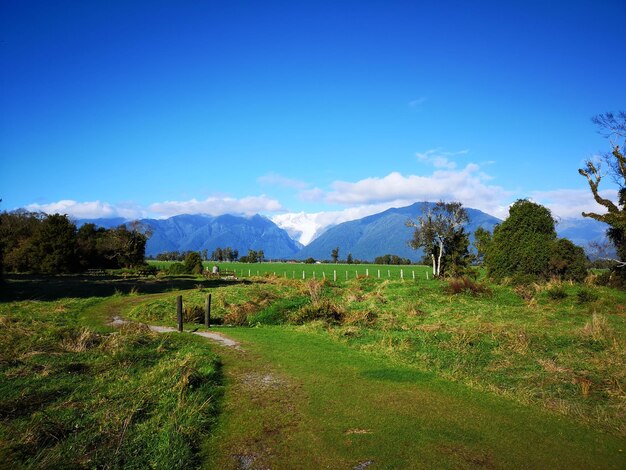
[0,274,252,302]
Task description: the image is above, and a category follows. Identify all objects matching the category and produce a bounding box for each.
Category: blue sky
[1,1,624,239]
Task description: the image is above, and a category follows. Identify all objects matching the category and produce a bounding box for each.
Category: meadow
[149,260,432,282]
[1,267,625,468]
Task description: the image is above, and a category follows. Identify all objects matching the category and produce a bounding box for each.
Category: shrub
[548,238,588,282]
[184,252,203,275]
[167,262,188,275]
[183,305,204,323]
[576,288,599,304]
[223,304,251,326]
[292,299,344,324]
[445,277,492,296]
[546,286,567,300]
[485,200,556,281]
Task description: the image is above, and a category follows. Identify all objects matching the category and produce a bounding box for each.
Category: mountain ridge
[78,203,610,261]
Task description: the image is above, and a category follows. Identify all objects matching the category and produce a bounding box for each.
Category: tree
[484,199,586,281]
[346,253,353,264]
[184,251,204,274]
[407,201,469,277]
[103,224,148,268]
[473,227,492,265]
[30,214,77,273]
[331,247,339,263]
[578,111,626,270]
[548,238,588,282]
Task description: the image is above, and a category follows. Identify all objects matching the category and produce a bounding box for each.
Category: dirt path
[108,315,242,349]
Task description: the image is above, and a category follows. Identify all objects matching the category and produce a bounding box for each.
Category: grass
[209,325,626,469]
[0,296,222,468]
[148,260,431,282]
[2,272,625,467]
[122,273,626,437]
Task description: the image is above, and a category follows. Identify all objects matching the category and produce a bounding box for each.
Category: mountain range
[78,202,610,261]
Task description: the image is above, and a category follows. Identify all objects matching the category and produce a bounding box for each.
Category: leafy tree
[30,214,78,273]
[440,228,472,277]
[578,111,626,271]
[548,238,588,282]
[304,257,316,264]
[331,247,339,263]
[473,227,492,265]
[485,199,587,281]
[184,251,204,274]
[211,247,224,261]
[258,250,265,262]
[103,224,148,268]
[407,201,469,277]
[485,199,556,280]
[0,210,43,272]
[374,254,411,265]
[346,253,353,264]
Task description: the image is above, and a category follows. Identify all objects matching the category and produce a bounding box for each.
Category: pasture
[1,269,625,468]
[149,260,432,282]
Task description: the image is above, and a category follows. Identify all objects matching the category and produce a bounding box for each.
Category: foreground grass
[210,326,626,469]
[126,274,626,437]
[0,297,222,468]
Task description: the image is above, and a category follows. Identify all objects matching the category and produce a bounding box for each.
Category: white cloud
[25,200,146,219]
[148,195,283,218]
[257,172,309,190]
[299,187,325,202]
[325,165,510,218]
[415,148,469,170]
[531,188,616,220]
[25,195,284,220]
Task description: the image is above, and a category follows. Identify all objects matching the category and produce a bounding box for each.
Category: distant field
[148,260,432,281]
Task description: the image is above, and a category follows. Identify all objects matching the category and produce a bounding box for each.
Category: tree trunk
[431,254,436,276]
[436,238,444,277]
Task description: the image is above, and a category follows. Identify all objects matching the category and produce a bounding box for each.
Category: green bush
[485,200,556,281]
[547,286,567,300]
[549,239,588,282]
[576,288,599,304]
[167,262,188,275]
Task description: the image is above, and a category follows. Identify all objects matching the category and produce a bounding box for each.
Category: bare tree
[578,112,626,268]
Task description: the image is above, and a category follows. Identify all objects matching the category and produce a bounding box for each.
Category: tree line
[0,210,149,274]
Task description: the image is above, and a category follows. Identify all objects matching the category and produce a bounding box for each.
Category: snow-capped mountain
[271,212,332,245]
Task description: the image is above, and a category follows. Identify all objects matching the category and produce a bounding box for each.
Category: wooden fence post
[177,295,183,332]
[205,294,211,328]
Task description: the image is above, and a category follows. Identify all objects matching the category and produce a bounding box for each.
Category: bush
[576,288,599,304]
[167,262,188,275]
[547,286,567,300]
[445,277,492,296]
[292,299,344,324]
[548,239,588,282]
[184,252,203,274]
[485,200,556,281]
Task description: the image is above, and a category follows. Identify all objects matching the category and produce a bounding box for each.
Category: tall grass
[0,298,222,468]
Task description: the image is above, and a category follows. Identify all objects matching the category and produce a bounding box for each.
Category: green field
[1,273,625,468]
[149,260,432,281]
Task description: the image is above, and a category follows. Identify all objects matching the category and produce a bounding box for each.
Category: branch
[578,161,619,213]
